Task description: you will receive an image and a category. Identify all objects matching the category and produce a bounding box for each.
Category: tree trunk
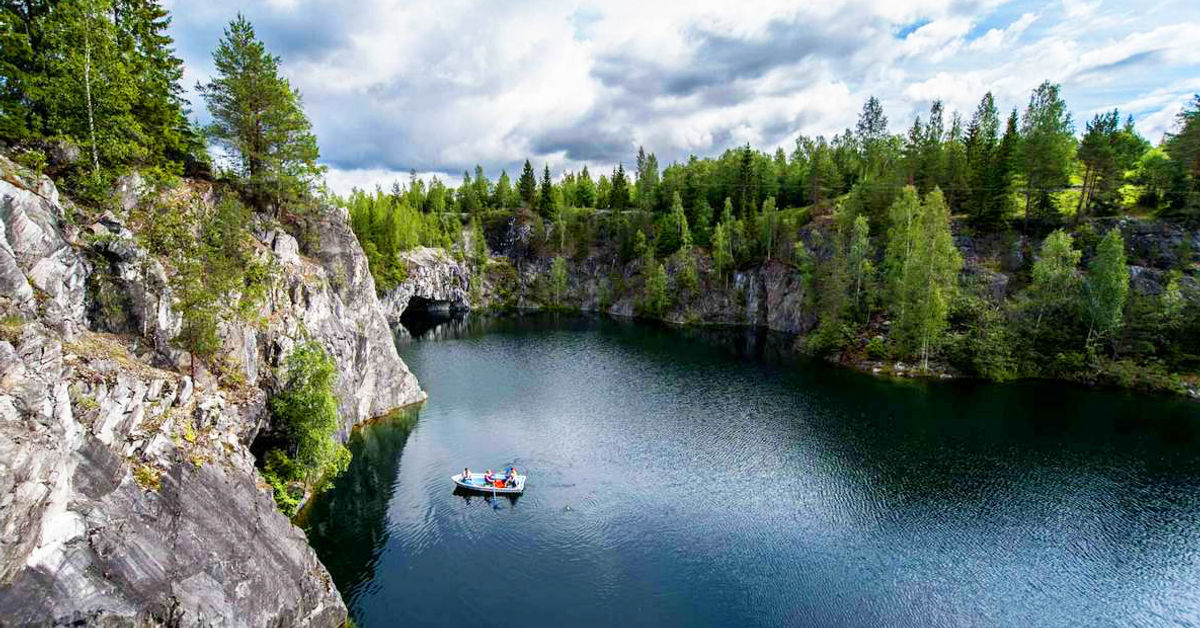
[83,8,100,183]
[1075,167,1093,227]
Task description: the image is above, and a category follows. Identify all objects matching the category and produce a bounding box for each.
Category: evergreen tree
[942,113,969,210]
[539,164,555,219]
[1161,95,1200,216]
[964,93,1001,226]
[576,165,597,208]
[610,163,630,210]
[493,170,513,208]
[198,14,322,214]
[517,159,537,207]
[856,96,890,174]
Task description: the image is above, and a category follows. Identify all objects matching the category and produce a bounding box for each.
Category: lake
[303,314,1200,627]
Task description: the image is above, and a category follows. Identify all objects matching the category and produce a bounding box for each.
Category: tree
[198,14,321,214]
[1085,228,1129,349]
[856,95,890,174]
[576,166,597,208]
[965,92,1001,223]
[847,214,874,315]
[493,170,514,208]
[711,223,731,285]
[642,260,669,316]
[897,189,961,368]
[885,186,922,311]
[265,341,351,509]
[1029,229,1082,331]
[0,0,202,182]
[517,159,537,207]
[1076,111,1146,219]
[635,146,660,210]
[610,163,630,210]
[548,256,568,307]
[1162,95,1200,216]
[539,164,555,219]
[1019,81,1074,229]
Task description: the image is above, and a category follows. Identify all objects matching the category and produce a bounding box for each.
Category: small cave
[399,295,460,338]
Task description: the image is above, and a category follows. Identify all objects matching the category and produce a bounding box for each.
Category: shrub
[263,341,351,514]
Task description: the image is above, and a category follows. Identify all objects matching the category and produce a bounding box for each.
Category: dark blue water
[303,314,1200,627]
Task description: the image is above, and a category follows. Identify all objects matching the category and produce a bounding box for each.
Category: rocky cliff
[0,156,424,626]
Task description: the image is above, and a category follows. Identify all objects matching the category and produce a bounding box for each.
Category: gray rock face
[0,329,345,627]
[379,246,471,322]
[0,155,426,625]
[0,160,89,336]
[254,209,426,435]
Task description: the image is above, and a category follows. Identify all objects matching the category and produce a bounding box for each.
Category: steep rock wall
[0,156,425,625]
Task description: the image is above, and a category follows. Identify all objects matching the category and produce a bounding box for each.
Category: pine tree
[493,170,513,208]
[517,159,537,207]
[539,164,555,219]
[198,14,321,214]
[610,163,630,210]
[964,92,1000,225]
[576,165,596,207]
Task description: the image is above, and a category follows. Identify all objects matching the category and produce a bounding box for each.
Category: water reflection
[301,409,420,601]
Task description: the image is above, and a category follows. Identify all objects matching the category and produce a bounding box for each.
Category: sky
[162,0,1200,194]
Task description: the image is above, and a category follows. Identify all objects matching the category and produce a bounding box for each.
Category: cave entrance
[399,295,459,337]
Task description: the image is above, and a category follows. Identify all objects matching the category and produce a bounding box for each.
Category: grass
[133,463,162,491]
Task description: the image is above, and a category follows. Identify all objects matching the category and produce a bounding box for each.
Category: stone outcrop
[0,155,425,625]
[379,247,471,322]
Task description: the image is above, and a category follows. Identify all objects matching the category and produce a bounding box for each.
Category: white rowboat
[452,472,526,494]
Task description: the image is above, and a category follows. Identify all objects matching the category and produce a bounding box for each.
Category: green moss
[133,463,162,492]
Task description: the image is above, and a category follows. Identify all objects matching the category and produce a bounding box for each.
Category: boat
[452,470,526,494]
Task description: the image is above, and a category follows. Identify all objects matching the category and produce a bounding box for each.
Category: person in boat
[462,467,471,482]
[504,467,517,488]
[484,469,494,484]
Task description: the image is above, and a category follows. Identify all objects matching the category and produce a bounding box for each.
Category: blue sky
[163,0,1200,193]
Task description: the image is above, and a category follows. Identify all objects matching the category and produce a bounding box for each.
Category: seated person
[462,468,471,482]
[484,469,494,483]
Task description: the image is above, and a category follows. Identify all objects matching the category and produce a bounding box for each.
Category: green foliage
[198,14,323,214]
[889,188,961,368]
[347,187,458,294]
[641,259,669,316]
[1084,228,1129,347]
[548,256,568,308]
[267,342,351,503]
[0,0,204,191]
[1019,81,1075,229]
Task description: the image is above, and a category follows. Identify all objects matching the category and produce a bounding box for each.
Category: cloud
[165,0,1200,193]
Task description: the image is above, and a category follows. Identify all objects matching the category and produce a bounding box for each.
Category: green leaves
[1084,228,1129,344]
[198,13,322,214]
[267,341,350,501]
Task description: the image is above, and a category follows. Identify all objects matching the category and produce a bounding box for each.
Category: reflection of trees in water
[301,410,420,599]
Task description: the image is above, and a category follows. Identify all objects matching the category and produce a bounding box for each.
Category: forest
[349,87,1200,392]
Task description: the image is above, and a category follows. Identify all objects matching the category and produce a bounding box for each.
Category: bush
[264,341,351,513]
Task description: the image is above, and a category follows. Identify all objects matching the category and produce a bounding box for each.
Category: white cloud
[166,0,1200,194]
